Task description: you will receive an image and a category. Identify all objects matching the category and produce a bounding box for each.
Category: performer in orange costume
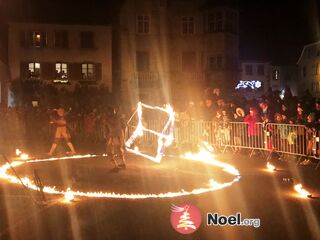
[48,108,76,156]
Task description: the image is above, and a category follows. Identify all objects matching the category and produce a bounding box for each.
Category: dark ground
[0,150,319,240]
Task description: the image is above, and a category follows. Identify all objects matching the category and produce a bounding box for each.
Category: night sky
[0,0,319,65]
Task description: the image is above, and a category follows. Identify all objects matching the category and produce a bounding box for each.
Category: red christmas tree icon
[177,205,196,230]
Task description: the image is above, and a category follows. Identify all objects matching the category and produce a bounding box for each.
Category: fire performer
[48,108,76,156]
[105,107,126,170]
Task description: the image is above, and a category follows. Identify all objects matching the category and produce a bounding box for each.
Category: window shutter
[95,63,102,81]
[20,62,28,80]
[41,62,55,80]
[69,63,82,80]
[41,32,47,47]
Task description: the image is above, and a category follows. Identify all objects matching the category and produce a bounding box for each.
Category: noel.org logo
[170,203,202,234]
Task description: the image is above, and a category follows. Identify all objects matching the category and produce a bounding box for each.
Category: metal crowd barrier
[125,120,319,170]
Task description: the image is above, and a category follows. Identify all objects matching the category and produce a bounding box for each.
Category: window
[55,31,68,48]
[208,56,216,71]
[28,62,41,79]
[312,64,317,75]
[80,32,94,48]
[55,63,68,79]
[81,63,95,80]
[245,65,253,75]
[208,55,223,70]
[215,11,223,31]
[273,69,279,80]
[182,52,196,72]
[225,11,237,33]
[257,65,265,75]
[207,14,215,33]
[182,16,195,34]
[136,51,150,71]
[29,32,47,47]
[207,11,224,33]
[216,55,223,69]
[136,15,150,34]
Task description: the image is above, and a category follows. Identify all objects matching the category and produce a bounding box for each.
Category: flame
[294,184,312,199]
[27,154,103,163]
[0,144,241,200]
[125,102,175,163]
[182,146,240,176]
[64,188,75,202]
[16,149,22,156]
[266,162,276,172]
[20,153,29,160]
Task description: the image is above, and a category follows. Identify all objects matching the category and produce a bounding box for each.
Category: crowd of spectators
[175,86,320,164]
[1,84,320,162]
[0,82,118,154]
[176,86,319,126]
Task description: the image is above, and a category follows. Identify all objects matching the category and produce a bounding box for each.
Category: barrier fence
[127,120,320,169]
[0,117,319,169]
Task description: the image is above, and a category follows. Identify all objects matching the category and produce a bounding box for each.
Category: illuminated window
[273,69,279,80]
[82,63,95,80]
[29,32,47,47]
[136,15,150,34]
[182,16,195,34]
[28,62,40,79]
[55,63,68,79]
[80,32,94,48]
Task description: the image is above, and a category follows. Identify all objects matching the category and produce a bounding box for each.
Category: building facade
[115,0,239,107]
[0,22,8,107]
[8,22,112,101]
[236,60,296,99]
[297,41,320,97]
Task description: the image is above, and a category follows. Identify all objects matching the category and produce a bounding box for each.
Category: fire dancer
[48,108,76,156]
[105,107,126,170]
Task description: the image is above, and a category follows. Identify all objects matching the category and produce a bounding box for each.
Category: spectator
[244,107,261,148]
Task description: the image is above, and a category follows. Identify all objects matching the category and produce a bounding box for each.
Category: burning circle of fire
[0,145,241,200]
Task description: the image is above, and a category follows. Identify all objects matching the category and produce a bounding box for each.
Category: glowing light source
[20,153,29,160]
[64,188,75,202]
[266,162,276,172]
[15,149,22,156]
[182,144,240,176]
[0,143,241,200]
[235,80,262,90]
[125,102,175,163]
[294,184,312,199]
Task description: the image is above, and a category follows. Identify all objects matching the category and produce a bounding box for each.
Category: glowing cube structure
[125,102,175,163]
